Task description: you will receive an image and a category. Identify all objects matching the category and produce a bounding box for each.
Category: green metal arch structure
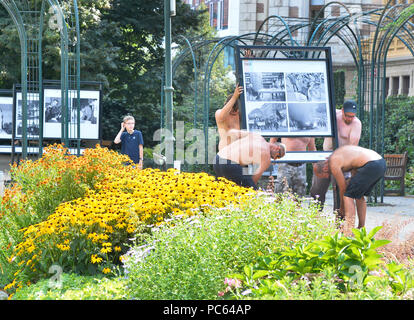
[0,0,80,159]
[165,0,414,201]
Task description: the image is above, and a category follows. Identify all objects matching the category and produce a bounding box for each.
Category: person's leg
[355,197,367,228]
[213,154,223,177]
[310,174,331,210]
[241,175,258,190]
[343,195,356,236]
[292,164,307,197]
[274,163,290,193]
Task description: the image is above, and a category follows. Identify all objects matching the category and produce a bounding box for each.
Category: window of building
[210,2,218,28]
[221,0,228,30]
[208,0,228,30]
[402,75,410,95]
[309,4,324,39]
[392,76,399,96]
[223,45,235,69]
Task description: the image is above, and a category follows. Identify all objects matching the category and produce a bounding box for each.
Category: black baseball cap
[343,100,357,113]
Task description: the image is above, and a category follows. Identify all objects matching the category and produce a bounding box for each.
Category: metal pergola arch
[163,0,414,200]
[0,0,81,159]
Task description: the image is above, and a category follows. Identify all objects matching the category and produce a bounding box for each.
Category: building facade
[182,0,414,98]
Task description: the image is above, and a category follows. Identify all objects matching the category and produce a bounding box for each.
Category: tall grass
[122,194,337,299]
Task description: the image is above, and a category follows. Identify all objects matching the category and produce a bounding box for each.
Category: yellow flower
[91,254,103,264]
[56,244,70,251]
[100,247,112,254]
[102,268,111,274]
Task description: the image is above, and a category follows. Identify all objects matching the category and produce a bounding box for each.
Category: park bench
[383,152,408,196]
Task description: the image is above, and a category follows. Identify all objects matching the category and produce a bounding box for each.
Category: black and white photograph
[247,103,288,133]
[71,97,98,124]
[43,89,63,138]
[43,89,100,139]
[70,90,100,139]
[285,72,326,102]
[0,97,13,139]
[245,72,286,102]
[287,102,329,134]
[45,96,62,123]
[16,92,40,138]
[240,56,334,137]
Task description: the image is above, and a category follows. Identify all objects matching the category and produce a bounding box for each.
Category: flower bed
[0,145,254,296]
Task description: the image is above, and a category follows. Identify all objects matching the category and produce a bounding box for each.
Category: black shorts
[213,154,257,190]
[344,158,387,199]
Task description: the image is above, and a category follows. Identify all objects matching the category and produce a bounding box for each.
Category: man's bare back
[218,133,267,166]
[329,145,382,173]
[216,130,286,185]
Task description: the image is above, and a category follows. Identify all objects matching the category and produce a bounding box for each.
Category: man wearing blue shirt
[114,115,144,168]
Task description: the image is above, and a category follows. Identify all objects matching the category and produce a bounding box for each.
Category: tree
[171,4,235,129]
[0,0,121,88]
[0,1,204,148]
[101,0,203,146]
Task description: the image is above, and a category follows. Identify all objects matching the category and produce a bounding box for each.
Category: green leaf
[370,239,391,250]
[228,273,245,281]
[367,226,383,239]
[253,270,270,280]
[244,265,253,279]
[363,256,383,269]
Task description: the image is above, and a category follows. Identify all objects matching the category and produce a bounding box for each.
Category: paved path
[324,190,414,240]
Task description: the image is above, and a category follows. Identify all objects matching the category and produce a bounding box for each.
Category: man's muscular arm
[215,85,243,124]
[329,158,347,216]
[252,145,271,184]
[349,119,362,145]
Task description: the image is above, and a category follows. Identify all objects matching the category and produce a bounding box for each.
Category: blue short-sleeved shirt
[120,130,144,164]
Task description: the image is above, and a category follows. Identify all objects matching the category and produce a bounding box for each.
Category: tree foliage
[0,0,204,147]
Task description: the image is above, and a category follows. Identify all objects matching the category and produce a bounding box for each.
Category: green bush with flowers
[0,144,254,296]
[1,144,414,300]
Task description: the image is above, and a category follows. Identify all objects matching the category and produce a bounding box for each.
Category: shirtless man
[215,85,243,151]
[313,145,386,234]
[310,100,362,211]
[270,137,316,196]
[213,130,286,189]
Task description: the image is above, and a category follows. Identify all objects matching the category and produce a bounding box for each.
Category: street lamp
[164,0,176,167]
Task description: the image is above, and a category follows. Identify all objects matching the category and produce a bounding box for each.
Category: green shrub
[11,273,127,300]
[225,227,414,300]
[333,69,346,106]
[406,167,414,195]
[383,96,414,166]
[122,194,337,300]
[0,145,131,289]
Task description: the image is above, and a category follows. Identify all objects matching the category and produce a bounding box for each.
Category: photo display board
[236,46,337,162]
[237,47,336,138]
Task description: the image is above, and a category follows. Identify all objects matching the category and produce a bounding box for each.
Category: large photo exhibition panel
[240,58,334,137]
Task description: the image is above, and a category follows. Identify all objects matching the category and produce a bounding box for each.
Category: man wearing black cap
[310,100,362,214]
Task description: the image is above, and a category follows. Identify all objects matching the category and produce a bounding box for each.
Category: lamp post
[164,0,175,167]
